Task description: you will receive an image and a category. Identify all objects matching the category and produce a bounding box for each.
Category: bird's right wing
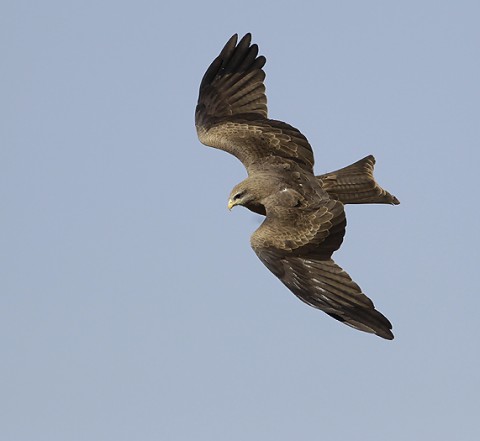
[195,34,315,174]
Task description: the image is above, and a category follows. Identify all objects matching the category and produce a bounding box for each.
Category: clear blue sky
[2,1,479,440]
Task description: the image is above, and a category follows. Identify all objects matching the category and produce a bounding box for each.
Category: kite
[195,34,399,339]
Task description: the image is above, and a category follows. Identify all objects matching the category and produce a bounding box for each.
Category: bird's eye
[233,192,244,200]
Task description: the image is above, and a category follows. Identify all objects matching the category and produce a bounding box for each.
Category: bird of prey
[195,34,399,340]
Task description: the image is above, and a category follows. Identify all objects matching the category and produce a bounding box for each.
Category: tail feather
[318,155,400,205]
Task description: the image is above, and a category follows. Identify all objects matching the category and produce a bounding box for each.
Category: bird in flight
[195,34,399,339]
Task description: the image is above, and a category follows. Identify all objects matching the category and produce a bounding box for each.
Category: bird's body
[195,34,399,339]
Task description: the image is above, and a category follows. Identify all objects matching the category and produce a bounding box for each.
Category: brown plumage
[195,34,399,340]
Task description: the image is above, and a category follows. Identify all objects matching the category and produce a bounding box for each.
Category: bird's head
[227,181,257,210]
[228,175,281,214]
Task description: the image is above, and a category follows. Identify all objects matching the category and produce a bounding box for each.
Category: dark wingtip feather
[199,34,238,91]
[197,33,268,124]
[381,330,395,340]
[224,33,253,73]
[221,34,239,57]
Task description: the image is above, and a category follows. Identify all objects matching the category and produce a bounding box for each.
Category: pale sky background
[2,1,480,440]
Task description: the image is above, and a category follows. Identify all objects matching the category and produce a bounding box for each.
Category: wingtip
[240,32,252,40]
[219,34,239,60]
[227,32,253,46]
[377,329,394,340]
[239,32,252,42]
[227,33,238,43]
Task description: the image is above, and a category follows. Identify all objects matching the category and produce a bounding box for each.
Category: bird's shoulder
[250,157,329,205]
[250,164,343,253]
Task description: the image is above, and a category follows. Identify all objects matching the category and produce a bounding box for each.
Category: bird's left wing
[251,192,394,339]
[195,33,315,174]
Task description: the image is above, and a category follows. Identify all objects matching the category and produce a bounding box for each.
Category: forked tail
[317,155,400,205]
